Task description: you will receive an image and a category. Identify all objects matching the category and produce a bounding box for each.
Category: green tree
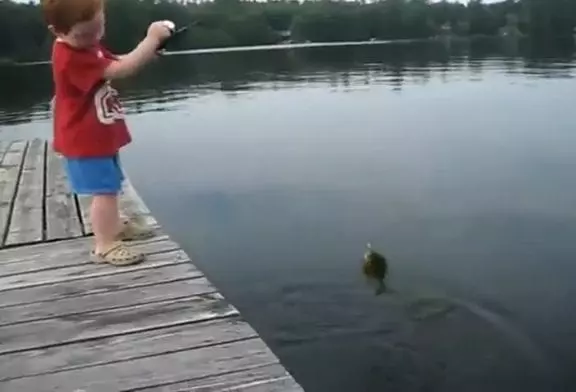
[0,0,573,62]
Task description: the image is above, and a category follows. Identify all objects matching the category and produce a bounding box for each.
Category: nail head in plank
[45,146,83,240]
[0,317,259,381]
[4,138,46,246]
[0,140,28,247]
[0,338,281,392]
[0,292,238,356]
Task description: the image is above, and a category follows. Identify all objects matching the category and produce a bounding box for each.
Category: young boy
[41,0,173,266]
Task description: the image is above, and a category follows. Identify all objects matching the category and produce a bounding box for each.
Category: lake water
[1,39,576,391]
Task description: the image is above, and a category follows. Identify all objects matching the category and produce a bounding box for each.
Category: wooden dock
[0,139,304,391]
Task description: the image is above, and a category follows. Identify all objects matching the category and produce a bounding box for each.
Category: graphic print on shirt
[94,81,125,125]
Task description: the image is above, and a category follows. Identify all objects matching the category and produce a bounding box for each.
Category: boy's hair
[41,0,102,34]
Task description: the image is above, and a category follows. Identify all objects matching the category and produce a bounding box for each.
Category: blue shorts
[63,155,124,195]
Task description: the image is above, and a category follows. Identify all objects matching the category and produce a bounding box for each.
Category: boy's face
[53,8,105,48]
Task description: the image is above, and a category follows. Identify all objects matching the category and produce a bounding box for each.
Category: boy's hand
[147,21,173,46]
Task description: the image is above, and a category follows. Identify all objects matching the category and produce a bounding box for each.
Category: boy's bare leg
[91,194,119,253]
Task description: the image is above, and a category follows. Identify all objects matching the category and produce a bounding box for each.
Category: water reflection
[2,38,575,126]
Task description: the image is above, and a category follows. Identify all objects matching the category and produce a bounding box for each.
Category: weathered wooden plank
[0,248,190,292]
[0,140,28,247]
[0,338,278,392]
[0,317,258,381]
[0,263,203,308]
[45,146,83,240]
[0,235,177,276]
[0,292,238,356]
[215,376,303,392]
[4,138,46,246]
[0,276,217,326]
[0,232,170,265]
[138,364,303,392]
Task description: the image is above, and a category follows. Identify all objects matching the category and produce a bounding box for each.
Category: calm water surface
[2,39,576,391]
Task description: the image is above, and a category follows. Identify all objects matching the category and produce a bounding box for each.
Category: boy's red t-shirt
[51,39,131,158]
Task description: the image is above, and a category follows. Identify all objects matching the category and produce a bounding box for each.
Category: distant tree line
[0,0,575,62]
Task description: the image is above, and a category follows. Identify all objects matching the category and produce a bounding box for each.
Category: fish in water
[362,243,389,295]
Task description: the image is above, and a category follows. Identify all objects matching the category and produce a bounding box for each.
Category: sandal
[116,217,156,242]
[90,242,145,266]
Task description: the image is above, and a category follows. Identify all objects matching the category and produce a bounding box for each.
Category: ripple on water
[394,291,561,390]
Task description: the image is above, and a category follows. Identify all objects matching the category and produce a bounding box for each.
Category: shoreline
[7,36,507,67]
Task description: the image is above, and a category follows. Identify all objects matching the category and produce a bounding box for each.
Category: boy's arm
[103,21,172,80]
[102,37,160,80]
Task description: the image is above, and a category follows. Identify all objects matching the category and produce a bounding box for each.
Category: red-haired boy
[42,0,172,265]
